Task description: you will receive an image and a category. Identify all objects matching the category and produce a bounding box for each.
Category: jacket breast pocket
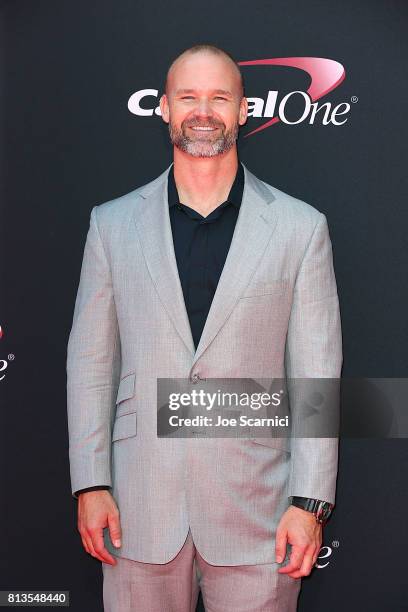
[239,279,290,299]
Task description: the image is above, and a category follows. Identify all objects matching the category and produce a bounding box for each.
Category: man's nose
[195,98,213,116]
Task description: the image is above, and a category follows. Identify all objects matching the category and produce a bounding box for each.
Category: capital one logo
[128,57,352,137]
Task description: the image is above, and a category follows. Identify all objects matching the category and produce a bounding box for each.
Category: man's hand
[275,505,322,579]
[78,490,122,565]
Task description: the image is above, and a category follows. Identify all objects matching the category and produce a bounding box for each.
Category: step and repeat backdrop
[2,1,408,611]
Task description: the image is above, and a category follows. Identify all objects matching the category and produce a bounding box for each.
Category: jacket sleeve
[285,212,343,505]
[66,206,121,499]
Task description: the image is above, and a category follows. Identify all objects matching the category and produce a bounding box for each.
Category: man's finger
[78,525,90,555]
[275,529,287,563]
[108,512,122,548]
[287,549,316,578]
[89,528,117,565]
[312,546,321,567]
[278,544,305,574]
[83,533,102,561]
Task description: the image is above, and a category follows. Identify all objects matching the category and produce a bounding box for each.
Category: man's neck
[173,147,239,216]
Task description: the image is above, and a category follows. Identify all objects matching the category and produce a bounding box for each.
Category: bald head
[160,44,248,158]
[165,44,244,99]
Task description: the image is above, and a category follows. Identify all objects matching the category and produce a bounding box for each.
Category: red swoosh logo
[238,57,346,137]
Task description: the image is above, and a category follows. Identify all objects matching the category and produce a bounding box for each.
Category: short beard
[168,120,239,158]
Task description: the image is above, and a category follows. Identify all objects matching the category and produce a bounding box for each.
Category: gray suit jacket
[66,163,342,565]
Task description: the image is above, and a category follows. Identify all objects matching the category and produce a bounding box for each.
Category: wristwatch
[291,496,334,525]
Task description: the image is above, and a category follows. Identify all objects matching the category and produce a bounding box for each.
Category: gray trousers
[102,529,301,612]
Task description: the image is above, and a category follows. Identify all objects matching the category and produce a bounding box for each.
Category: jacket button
[191,373,200,383]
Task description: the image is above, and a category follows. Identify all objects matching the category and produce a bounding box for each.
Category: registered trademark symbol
[351,96,358,103]
[332,540,340,548]
[8,353,15,361]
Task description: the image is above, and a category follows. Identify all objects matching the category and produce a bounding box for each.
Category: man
[67,44,342,611]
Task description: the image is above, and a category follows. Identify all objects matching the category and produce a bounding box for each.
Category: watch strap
[291,496,333,524]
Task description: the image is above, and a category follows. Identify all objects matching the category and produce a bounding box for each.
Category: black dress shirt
[168,162,244,349]
[75,162,245,496]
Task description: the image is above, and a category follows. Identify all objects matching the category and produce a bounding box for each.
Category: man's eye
[181,96,194,100]
[214,97,227,101]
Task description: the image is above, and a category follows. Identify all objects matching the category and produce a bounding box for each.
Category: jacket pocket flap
[112,412,137,442]
[116,372,136,404]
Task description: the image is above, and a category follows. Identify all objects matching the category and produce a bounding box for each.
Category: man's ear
[160,94,169,124]
[239,97,248,126]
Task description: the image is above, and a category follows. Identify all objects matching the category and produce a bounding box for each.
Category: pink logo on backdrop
[238,57,346,137]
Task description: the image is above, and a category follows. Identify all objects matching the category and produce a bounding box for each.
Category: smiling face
[160,51,248,158]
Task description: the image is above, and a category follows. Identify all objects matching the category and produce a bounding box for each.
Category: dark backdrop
[1,1,408,610]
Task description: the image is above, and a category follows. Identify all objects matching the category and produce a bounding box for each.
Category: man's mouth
[188,126,219,131]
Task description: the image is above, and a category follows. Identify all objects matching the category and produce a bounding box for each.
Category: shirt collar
[168,161,244,210]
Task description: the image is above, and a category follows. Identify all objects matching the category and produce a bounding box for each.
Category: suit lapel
[134,167,196,357]
[133,163,279,366]
[192,164,279,367]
